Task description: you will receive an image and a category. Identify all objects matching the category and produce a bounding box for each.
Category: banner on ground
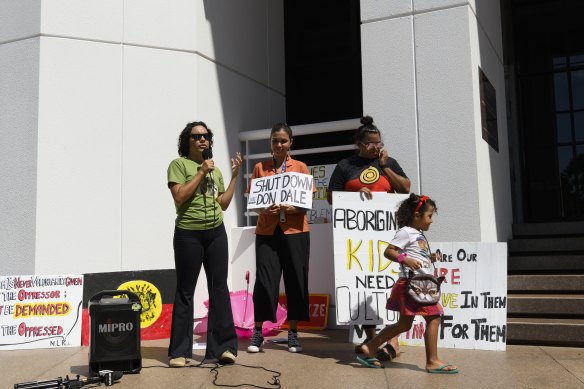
[333,192,507,350]
[279,294,330,330]
[247,172,313,211]
[0,275,84,350]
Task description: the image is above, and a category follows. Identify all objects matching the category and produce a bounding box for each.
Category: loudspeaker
[89,290,142,376]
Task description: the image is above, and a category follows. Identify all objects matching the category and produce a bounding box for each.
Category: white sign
[333,192,507,350]
[400,242,507,350]
[307,164,335,224]
[0,275,84,350]
[247,172,313,210]
[333,192,407,326]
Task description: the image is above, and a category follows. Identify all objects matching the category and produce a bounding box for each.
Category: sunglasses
[361,141,384,148]
[190,133,210,141]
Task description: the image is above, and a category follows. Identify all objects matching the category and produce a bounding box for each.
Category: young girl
[357,194,458,374]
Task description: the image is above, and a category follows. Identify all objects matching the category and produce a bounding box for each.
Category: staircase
[507,222,584,347]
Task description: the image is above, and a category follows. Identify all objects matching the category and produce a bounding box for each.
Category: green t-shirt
[167,157,225,230]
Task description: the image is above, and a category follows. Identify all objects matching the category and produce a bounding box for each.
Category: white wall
[414,5,480,242]
[0,38,40,276]
[361,13,419,195]
[469,1,513,241]
[0,0,40,43]
[0,0,285,278]
[360,0,512,242]
[35,36,122,274]
[0,0,41,276]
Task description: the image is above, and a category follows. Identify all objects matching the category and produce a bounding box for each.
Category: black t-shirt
[328,155,407,193]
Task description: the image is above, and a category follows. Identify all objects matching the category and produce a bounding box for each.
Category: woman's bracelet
[396,253,406,263]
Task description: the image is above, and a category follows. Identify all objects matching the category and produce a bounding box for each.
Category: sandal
[376,344,397,361]
[356,356,383,369]
[354,338,371,354]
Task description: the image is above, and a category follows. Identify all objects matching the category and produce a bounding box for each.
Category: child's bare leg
[424,315,457,371]
[362,315,414,358]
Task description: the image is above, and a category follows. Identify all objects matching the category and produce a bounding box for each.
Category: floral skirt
[386,278,444,317]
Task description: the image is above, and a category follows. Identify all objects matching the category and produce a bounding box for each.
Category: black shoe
[376,344,397,361]
[288,331,303,353]
[247,328,264,353]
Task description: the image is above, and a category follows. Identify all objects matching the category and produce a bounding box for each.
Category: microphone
[202,147,213,161]
[14,370,123,388]
[202,147,214,181]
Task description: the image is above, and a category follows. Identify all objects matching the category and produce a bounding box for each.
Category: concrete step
[508,275,584,293]
[508,254,584,273]
[507,317,584,347]
[513,222,584,237]
[507,294,584,316]
[508,237,584,254]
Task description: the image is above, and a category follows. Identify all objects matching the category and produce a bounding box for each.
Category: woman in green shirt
[167,121,242,367]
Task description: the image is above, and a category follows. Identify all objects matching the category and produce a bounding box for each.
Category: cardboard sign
[332,192,407,326]
[307,164,335,224]
[278,294,329,330]
[247,172,314,210]
[0,275,84,350]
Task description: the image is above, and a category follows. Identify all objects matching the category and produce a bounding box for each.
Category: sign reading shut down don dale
[332,192,507,350]
[0,275,84,350]
[247,172,313,211]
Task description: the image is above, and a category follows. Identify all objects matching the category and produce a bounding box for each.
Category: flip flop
[376,344,397,361]
[356,356,383,369]
[427,364,459,374]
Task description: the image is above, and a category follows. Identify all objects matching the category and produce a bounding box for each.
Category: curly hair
[354,115,381,143]
[177,121,214,157]
[396,193,438,228]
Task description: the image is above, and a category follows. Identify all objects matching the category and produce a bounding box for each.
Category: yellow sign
[117,280,162,328]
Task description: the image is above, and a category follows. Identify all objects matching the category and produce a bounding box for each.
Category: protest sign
[332,192,407,326]
[400,242,507,350]
[247,172,313,210]
[307,164,335,224]
[333,192,507,350]
[0,275,84,350]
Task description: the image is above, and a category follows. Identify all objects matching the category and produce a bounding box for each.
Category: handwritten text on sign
[332,192,407,327]
[0,275,84,350]
[247,172,314,210]
[307,164,335,224]
[398,242,508,350]
[333,193,507,350]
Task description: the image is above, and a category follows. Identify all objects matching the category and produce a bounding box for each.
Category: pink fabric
[196,290,287,339]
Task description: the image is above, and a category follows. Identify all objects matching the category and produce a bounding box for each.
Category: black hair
[177,121,214,157]
[396,193,438,228]
[270,122,293,138]
[354,115,382,143]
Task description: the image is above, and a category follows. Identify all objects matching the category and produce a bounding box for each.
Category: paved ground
[3,330,584,389]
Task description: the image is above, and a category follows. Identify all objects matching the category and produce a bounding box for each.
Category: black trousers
[253,226,310,323]
[168,224,237,360]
